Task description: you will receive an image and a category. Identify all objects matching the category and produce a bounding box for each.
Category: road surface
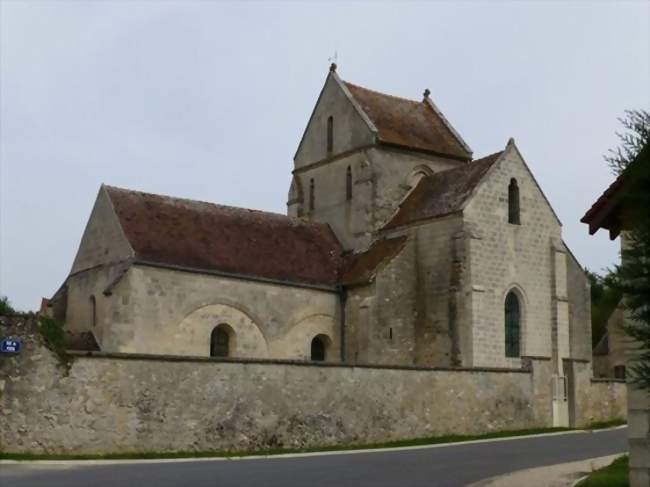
[0,427,627,487]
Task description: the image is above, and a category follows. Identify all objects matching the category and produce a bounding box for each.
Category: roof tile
[105,186,344,287]
[345,81,471,160]
[384,151,503,229]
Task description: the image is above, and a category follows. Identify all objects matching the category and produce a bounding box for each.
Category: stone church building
[50,65,591,386]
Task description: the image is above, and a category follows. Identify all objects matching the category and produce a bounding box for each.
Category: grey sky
[1,1,649,311]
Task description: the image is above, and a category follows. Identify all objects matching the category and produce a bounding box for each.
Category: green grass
[587,418,627,430]
[0,420,626,461]
[576,455,629,487]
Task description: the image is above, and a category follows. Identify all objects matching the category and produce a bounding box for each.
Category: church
[50,64,592,380]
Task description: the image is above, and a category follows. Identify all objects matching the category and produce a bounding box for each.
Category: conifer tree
[607,110,650,390]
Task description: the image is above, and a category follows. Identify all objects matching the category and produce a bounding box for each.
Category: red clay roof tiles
[339,236,408,286]
[344,81,471,160]
[105,186,344,287]
[383,151,503,230]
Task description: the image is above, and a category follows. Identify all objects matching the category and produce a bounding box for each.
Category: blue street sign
[1,339,21,354]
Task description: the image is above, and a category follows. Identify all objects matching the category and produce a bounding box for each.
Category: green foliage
[619,213,650,391]
[604,111,650,392]
[36,316,71,369]
[576,455,628,487]
[586,418,627,430]
[586,269,623,347]
[0,296,15,316]
[605,109,650,176]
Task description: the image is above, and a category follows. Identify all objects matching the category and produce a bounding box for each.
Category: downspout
[339,285,347,363]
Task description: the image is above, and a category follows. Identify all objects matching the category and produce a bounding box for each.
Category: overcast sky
[1,1,649,311]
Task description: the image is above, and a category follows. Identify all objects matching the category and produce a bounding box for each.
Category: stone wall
[565,245,593,362]
[381,216,468,367]
[2,324,551,455]
[67,264,340,360]
[463,144,564,368]
[593,307,627,378]
[565,359,627,427]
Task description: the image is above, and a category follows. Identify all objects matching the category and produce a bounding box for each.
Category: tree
[618,171,650,389]
[587,269,622,347]
[608,112,650,389]
[0,296,15,316]
[605,109,650,176]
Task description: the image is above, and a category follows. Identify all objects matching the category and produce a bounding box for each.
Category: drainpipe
[339,285,347,363]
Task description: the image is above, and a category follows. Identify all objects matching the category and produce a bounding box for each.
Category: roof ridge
[472,150,504,165]
[104,185,320,226]
[344,80,423,106]
[419,150,502,179]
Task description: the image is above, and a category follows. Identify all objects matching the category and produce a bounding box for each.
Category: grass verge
[576,455,628,487]
[0,420,626,461]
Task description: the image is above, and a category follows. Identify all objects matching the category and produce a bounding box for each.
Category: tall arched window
[508,178,520,225]
[327,116,333,153]
[505,292,521,357]
[210,324,231,357]
[309,178,315,211]
[90,295,96,328]
[311,336,326,361]
[346,166,352,201]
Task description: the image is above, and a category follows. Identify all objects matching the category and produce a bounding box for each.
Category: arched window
[346,166,352,201]
[505,292,521,357]
[311,336,326,361]
[309,178,315,211]
[210,324,231,357]
[327,116,333,153]
[90,295,96,328]
[508,178,520,225]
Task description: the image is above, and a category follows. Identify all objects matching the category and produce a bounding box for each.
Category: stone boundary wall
[584,379,627,423]
[2,327,545,455]
[568,360,627,427]
[0,323,625,455]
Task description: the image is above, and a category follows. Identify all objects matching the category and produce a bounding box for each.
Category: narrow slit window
[90,295,96,328]
[327,116,333,153]
[346,166,352,201]
[309,178,315,211]
[508,178,520,225]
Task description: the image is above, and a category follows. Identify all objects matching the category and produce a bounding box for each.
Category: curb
[0,425,627,466]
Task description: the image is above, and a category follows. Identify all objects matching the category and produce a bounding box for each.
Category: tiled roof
[105,186,344,287]
[339,236,408,286]
[344,82,472,160]
[383,151,503,230]
[581,172,625,236]
[582,142,649,238]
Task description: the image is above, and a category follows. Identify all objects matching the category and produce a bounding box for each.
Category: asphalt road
[0,427,627,487]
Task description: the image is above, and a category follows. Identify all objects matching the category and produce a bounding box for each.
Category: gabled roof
[344,81,472,161]
[581,142,650,239]
[339,236,408,286]
[104,186,344,287]
[383,151,503,230]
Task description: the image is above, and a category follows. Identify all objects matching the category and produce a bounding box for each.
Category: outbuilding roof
[104,186,344,288]
[581,142,649,239]
[383,151,503,230]
[344,81,472,161]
